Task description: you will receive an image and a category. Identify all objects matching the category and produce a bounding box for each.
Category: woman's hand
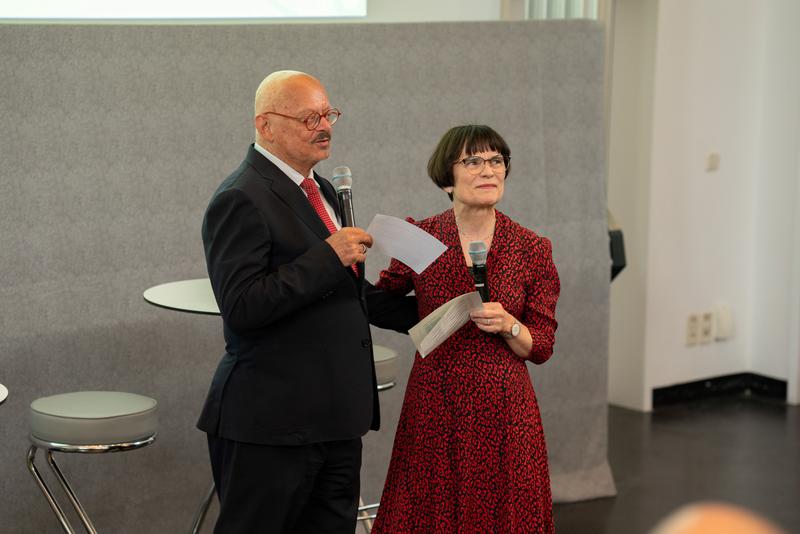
[470,303,533,359]
[470,303,514,336]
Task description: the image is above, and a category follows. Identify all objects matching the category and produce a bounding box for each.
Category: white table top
[143,278,220,316]
[0,383,8,405]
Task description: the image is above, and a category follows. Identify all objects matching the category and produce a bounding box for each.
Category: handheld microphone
[331,166,355,227]
[468,241,489,302]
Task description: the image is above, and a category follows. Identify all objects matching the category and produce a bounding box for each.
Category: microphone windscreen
[332,166,352,191]
[468,241,488,266]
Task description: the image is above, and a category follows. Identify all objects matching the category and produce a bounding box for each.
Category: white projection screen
[0,0,366,20]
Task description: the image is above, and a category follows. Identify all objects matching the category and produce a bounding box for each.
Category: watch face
[511,323,520,337]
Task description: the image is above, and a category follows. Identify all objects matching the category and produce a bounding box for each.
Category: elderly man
[198,71,416,533]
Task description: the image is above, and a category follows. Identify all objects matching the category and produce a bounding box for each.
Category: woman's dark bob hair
[427,125,511,201]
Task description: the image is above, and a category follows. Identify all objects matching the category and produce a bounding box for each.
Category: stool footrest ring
[29,434,156,453]
[26,434,156,533]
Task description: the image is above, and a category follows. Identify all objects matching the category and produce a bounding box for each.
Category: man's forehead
[279,81,329,109]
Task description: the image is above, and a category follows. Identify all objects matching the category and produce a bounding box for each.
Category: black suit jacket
[198,145,416,446]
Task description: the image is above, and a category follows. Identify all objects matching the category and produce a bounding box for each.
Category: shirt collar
[254,142,314,188]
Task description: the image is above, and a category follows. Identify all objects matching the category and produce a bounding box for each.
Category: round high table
[143,279,219,534]
[143,278,219,316]
[143,278,396,534]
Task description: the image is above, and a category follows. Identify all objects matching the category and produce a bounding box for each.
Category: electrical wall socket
[687,305,734,347]
[686,314,699,346]
[699,312,714,344]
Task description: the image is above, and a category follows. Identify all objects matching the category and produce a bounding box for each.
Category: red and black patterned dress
[371,209,560,534]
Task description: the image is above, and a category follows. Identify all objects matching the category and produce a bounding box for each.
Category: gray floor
[554,395,800,533]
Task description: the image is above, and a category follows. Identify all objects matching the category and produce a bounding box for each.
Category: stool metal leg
[46,449,98,534]
[27,446,76,534]
[357,497,379,533]
[190,480,216,534]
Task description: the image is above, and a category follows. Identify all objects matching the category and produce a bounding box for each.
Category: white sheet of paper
[366,214,448,274]
[409,291,484,358]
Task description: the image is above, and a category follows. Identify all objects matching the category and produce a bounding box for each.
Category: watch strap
[501,322,520,339]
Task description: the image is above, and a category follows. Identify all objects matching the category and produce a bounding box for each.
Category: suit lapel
[245,146,330,240]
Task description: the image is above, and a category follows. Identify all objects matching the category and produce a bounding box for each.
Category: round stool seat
[29,391,158,446]
[373,345,398,389]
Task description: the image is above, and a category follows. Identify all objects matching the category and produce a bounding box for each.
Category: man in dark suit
[198,70,416,534]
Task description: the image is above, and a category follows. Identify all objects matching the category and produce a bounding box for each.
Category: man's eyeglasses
[454,155,508,174]
[262,108,341,130]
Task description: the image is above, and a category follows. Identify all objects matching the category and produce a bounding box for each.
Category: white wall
[645,0,761,393]
[607,0,658,410]
[749,0,800,398]
[608,0,800,410]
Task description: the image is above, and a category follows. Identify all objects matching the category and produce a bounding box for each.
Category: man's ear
[255,114,273,141]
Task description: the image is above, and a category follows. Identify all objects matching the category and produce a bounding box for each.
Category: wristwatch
[501,321,521,339]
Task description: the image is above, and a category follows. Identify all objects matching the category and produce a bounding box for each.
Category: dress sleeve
[375,257,415,295]
[521,236,560,364]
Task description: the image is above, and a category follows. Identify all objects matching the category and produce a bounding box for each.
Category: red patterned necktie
[300,177,358,276]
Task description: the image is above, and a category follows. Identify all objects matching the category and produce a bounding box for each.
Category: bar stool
[373,345,398,392]
[357,345,399,533]
[26,391,158,534]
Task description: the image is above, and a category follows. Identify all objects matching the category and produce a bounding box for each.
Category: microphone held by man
[332,165,356,228]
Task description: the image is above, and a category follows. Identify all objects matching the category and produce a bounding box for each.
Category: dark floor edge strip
[652,372,787,408]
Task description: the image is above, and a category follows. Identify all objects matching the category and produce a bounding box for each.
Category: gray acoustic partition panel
[0,20,614,532]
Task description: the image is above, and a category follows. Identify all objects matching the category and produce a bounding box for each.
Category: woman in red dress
[371,125,560,533]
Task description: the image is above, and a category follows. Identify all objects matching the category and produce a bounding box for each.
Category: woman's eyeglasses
[454,155,508,174]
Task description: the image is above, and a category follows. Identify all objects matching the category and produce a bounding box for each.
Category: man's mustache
[313,132,331,143]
